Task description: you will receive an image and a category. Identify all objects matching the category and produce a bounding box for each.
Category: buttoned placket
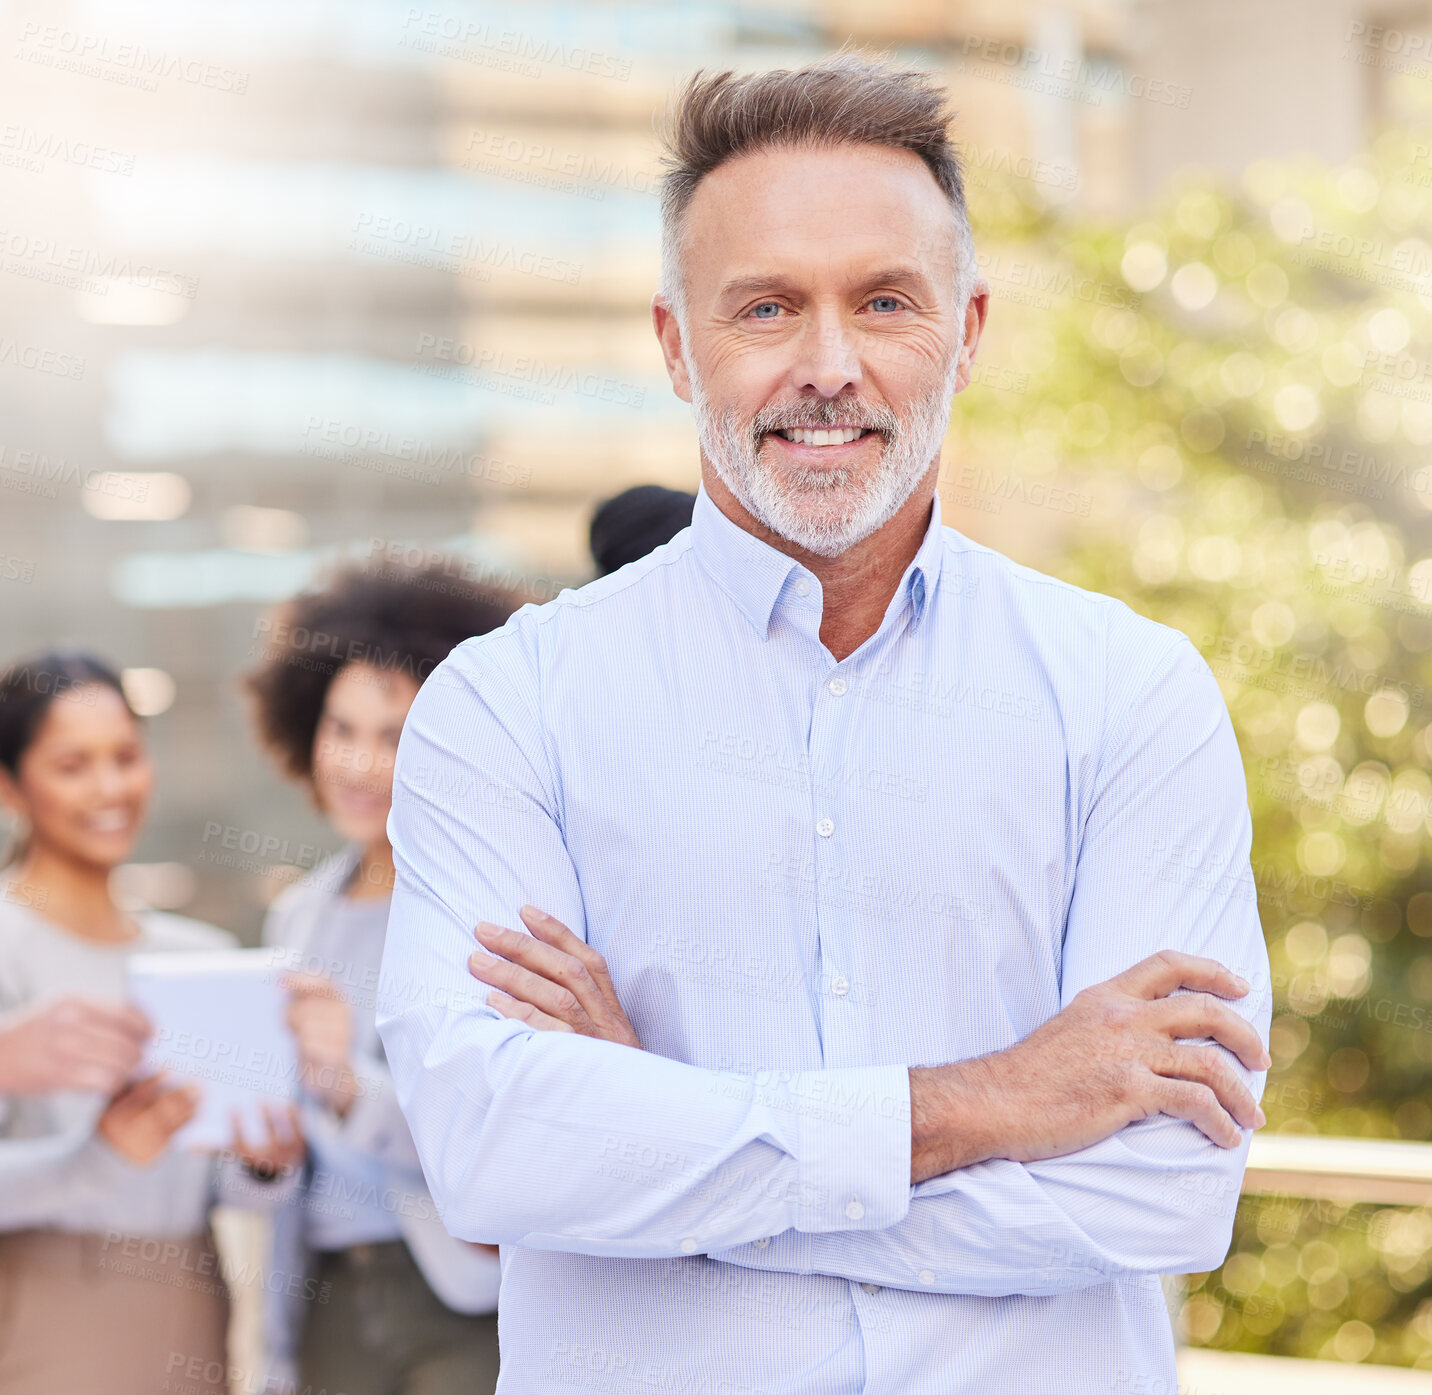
[787,565,931,1334]
[790,566,922,1249]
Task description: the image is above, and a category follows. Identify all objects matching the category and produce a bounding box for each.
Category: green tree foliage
[960,129,1432,1367]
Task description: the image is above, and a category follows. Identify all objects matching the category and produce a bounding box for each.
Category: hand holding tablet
[126,947,302,1152]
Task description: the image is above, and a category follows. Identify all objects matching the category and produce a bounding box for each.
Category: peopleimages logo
[0,228,198,297]
[13,22,250,93]
[0,123,135,175]
[0,338,85,380]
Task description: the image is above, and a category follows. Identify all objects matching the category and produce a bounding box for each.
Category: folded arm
[712,634,1272,1294]
[375,620,914,1257]
[471,632,1272,1295]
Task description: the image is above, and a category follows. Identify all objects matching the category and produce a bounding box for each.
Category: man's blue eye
[870,296,902,312]
[751,303,781,318]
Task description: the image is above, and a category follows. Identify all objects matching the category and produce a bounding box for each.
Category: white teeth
[86,811,131,832]
[778,427,867,446]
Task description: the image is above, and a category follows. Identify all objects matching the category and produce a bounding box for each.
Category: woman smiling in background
[245,559,519,1395]
[0,652,302,1395]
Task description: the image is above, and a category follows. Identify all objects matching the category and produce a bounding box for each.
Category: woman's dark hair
[244,556,522,781]
[0,651,134,776]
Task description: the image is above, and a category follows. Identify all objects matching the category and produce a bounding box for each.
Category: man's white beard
[687,349,962,558]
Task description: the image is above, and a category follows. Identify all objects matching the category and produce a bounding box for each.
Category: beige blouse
[0,880,291,1236]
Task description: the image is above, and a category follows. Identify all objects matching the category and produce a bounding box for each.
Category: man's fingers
[469,947,596,1033]
[518,916,624,1025]
[473,922,609,1025]
[1152,1045,1265,1130]
[1148,1074,1243,1149]
[485,988,574,1034]
[1115,950,1251,1002]
[1151,994,1271,1072]
[519,906,607,976]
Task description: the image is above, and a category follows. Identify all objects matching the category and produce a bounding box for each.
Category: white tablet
[127,946,301,1151]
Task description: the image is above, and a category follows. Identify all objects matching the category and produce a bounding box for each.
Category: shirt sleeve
[375,614,913,1258]
[0,1131,150,1228]
[710,631,1271,1295]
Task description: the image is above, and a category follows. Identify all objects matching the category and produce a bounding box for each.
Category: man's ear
[952,279,991,395]
[651,295,692,404]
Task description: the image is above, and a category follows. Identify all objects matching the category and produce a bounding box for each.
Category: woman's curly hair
[244,556,523,781]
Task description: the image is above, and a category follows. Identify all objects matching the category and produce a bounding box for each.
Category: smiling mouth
[83,810,135,835]
[769,427,877,447]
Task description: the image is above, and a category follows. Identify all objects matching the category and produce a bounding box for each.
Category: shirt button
[753,1237,771,1248]
[845,1199,864,1220]
[793,577,811,597]
[816,817,835,838]
[830,975,850,997]
[917,1268,936,1285]
[827,675,848,696]
[680,1238,698,1254]
[861,1282,881,1295]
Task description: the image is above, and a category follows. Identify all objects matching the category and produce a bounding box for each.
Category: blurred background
[7,0,1432,1384]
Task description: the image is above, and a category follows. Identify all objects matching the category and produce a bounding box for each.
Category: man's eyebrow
[715,265,936,301]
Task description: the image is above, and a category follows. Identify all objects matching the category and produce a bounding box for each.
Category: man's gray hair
[655,51,978,333]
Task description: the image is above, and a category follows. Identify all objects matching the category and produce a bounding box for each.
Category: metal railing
[1243,1133,1432,1207]
[1171,1134,1432,1391]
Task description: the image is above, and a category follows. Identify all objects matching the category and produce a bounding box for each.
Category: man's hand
[909,950,1271,1183]
[0,997,151,1095]
[467,905,642,1050]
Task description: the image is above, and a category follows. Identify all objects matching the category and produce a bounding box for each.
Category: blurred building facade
[0,0,1427,936]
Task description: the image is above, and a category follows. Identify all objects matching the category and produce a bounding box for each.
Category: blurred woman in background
[0,652,303,1395]
[245,558,520,1395]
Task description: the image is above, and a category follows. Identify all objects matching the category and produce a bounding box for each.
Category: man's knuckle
[1194,1045,1222,1075]
[1113,1060,1142,1099]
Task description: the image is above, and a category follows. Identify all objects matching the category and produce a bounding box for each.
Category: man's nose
[790,315,863,398]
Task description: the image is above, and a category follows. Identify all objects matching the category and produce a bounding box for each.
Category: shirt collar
[689,482,945,641]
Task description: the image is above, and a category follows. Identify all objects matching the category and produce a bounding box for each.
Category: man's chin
[753,495,886,558]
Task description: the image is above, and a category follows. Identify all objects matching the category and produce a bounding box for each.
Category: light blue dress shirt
[377,483,1271,1395]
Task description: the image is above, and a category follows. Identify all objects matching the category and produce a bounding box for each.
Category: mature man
[377,54,1272,1394]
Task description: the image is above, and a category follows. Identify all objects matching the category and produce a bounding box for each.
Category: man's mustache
[747,399,898,439]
